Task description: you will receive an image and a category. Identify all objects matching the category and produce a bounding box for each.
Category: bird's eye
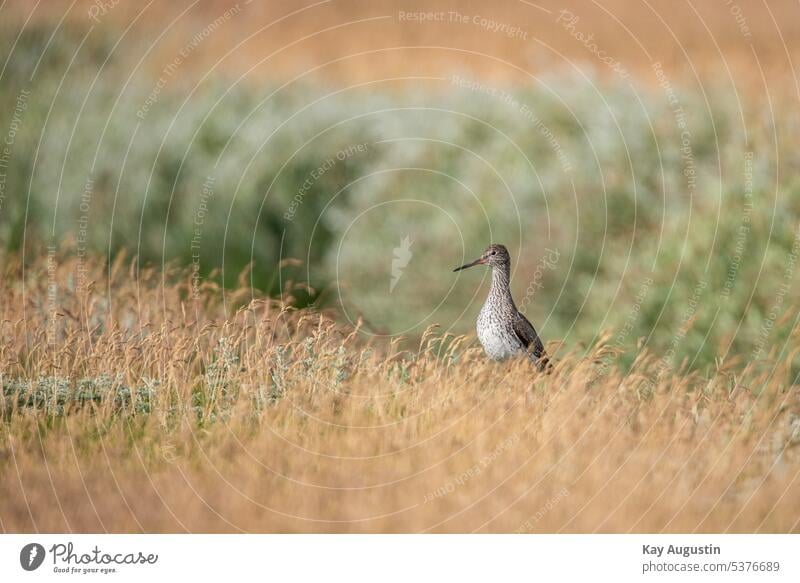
[490,251,496,255]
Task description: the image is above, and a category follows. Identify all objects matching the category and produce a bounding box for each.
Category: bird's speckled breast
[476,303,523,360]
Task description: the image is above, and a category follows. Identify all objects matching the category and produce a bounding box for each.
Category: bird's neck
[488,264,515,308]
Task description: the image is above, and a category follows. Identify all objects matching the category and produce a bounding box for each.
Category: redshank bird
[454,244,549,370]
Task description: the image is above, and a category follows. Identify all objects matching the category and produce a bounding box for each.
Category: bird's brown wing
[512,313,549,370]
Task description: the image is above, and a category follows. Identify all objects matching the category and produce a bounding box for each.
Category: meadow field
[1,0,800,532]
[1,255,799,532]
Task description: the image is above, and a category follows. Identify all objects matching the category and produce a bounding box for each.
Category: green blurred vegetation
[2,23,799,373]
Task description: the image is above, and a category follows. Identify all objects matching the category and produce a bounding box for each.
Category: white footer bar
[1,535,797,582]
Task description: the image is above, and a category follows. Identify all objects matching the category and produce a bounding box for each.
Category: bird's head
[453,243,510,272]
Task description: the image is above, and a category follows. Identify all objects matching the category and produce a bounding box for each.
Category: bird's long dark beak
[453,257,486,272]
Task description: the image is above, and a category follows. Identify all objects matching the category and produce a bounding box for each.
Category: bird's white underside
[476,305,524,360]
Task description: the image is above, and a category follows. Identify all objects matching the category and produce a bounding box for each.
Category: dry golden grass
[1,253,798,533]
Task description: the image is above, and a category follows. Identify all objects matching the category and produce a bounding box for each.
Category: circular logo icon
[19,543,46,571]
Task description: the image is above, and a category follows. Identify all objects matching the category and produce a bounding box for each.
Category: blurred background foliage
[1,21,800,373]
